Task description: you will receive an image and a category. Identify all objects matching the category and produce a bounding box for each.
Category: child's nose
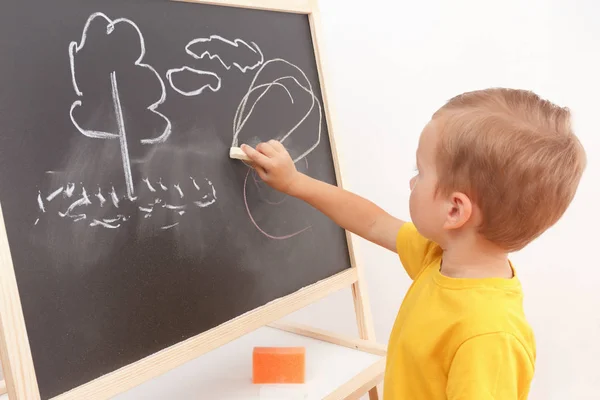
[409,177,416,190]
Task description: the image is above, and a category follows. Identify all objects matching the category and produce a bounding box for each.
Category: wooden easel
[0,0,385,398]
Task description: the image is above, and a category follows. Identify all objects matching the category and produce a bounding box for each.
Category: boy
[241,88,586,399]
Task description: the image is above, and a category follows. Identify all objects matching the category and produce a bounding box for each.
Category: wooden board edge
[0,379,7,396]
[268,322,386,356]
[306,0,346,189]
[0,204,41,399]
[173,0,313,14]
[51,268,358,399]
[351,266,377,339]
[307,1,378,345]
[306,1,363,271]
[324,357,385,400]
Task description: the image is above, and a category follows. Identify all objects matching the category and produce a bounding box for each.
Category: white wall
[289,0,600,398]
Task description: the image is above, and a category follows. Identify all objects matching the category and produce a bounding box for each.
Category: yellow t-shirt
[383,223,536,399]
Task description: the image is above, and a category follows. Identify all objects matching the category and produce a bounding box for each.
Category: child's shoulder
[452,282,535,350]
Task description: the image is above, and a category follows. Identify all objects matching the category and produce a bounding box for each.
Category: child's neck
[441,235,512,279]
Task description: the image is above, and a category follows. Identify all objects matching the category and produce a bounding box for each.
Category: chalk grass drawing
[58,187,91,222]
[95,188,106,207]
[194,179,217,208]
[69,12,172,200]
[65,183,75,198]
[36,177,218,230]
[185,35,264,73]
[166,66,222,96]
[234,58,322,239]
[47,187,64,202]
[91,215,128,229]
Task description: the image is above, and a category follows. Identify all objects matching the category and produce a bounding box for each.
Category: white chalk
[229,147,251,162]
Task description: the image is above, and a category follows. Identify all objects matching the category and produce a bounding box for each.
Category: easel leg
[351,267,380,400]
[0,354,6,396]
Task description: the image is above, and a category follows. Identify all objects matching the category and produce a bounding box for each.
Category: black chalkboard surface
[0,0,350,397]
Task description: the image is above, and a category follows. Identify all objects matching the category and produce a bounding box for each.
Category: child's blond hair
[432,88,586,252]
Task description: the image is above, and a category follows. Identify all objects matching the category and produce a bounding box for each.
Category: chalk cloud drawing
[186,35,264,73]
[166,66,222,96]
[167,35,263,96]
[69,12,172,200]
[234,58,323,239]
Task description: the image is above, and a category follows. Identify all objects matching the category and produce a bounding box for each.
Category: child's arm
[241,141,404,252]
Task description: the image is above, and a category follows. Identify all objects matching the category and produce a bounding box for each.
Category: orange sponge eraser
[252,346,306,384]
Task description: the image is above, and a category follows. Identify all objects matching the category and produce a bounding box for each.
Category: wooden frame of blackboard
[0,0,383,399]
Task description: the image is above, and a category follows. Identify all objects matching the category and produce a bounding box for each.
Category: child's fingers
[241,144,271,167]
[269,140,287,153]
[256,142,278,158]
[254,165,268,180]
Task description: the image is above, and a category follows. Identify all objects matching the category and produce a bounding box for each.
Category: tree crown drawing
[69,12,172,200]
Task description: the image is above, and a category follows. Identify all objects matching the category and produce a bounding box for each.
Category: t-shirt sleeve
[396,222,440,280]
[446,333,535,400]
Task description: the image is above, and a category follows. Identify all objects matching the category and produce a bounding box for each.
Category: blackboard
[0,0,351,398]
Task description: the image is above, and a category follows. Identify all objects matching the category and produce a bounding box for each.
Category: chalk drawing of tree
[69,12,172,200]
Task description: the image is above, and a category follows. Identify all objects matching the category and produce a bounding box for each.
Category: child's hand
[241,141,301,195]
[242,140,404,252]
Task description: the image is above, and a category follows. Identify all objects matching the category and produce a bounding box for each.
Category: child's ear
[443,192,472,230]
